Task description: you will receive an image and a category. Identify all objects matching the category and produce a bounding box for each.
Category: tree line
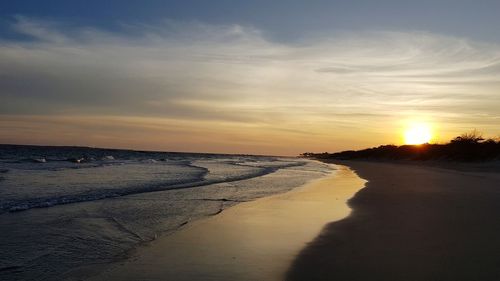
[302,131,500,162]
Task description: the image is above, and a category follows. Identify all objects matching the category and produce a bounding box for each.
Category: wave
[1,160,307,213]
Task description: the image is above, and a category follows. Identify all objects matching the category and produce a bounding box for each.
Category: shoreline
[320,158,500,174]
[286,160,500,281]
[1,157,330,281]
[72,164,365,281]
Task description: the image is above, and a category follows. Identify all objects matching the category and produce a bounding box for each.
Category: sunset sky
[1,1,499,155]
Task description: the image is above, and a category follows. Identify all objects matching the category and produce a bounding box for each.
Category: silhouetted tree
[450,130,484,144]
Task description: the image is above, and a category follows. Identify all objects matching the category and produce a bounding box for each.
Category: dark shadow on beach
[286,161,500,281]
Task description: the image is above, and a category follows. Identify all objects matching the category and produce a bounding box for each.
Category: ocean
[0,145,332,281]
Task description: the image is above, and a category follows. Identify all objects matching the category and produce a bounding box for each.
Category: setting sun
[404,123,432,145]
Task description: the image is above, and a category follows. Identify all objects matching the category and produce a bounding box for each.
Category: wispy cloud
[1,17,499,153]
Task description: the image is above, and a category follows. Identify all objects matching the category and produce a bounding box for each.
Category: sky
[1,1,499,155]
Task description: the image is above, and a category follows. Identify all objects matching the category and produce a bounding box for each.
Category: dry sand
[286,160,500,281]
[81,165,365,281]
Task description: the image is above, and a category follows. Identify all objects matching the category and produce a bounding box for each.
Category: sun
[404,123,432,145]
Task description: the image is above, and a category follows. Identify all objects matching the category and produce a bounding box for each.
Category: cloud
[11,15,69,43]
[1,17,499,153]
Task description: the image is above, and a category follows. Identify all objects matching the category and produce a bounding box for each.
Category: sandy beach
[3,2,500,281]
[74,165,365,281]
[287,161,500,281]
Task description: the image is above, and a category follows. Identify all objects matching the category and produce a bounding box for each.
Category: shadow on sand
[286,161,500,281]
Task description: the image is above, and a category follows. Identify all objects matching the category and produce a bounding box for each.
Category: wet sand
[81,165,365,281]
[286,161,500,281]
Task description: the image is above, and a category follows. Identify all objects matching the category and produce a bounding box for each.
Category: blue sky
[1,1,499,154]
[1,0,500,42]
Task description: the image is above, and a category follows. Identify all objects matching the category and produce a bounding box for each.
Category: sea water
[0,145,332,281]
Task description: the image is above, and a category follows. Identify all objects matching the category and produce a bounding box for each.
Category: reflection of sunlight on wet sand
[89,165,366,281]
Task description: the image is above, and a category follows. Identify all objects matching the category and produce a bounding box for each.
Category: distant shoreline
[319,158,500,174]
[0,143,288,158]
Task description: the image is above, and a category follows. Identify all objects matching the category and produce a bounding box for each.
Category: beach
[2,2,500,281]
[3,148,499,281]
[287,160,500,281]
[72,165,365,281]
